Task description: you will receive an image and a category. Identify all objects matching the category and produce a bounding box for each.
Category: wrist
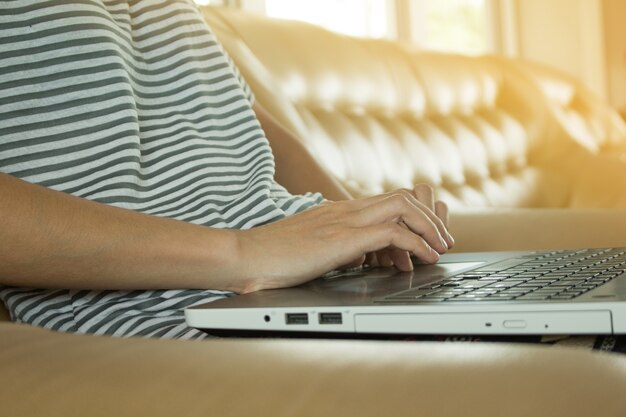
[228,229,267,294]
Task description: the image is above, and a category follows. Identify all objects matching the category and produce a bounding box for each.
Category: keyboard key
[498,288,531,294]
[530,290,561,297]
[559,279,586,284]
[420,284,443,290]
[540,273,568,278]
[514,273,544,278]
[483,282,519,289]
[454,274,486,279]
[516,283,544,288]
[486,294,516,300]
[443,277,466,282]
[549,294,577,300]
[467,289,499,295]
[432,292,462,298]
[561,291,583,297]
[459,283,487,289]
[547,282,574,288]
[478,276,502,281]
[533,278,558,284]
[417,295,448,302]
[448,294,489,301]
[573,284,597,291]
[516,294,549,301]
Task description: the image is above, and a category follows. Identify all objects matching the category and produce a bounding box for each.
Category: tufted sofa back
[202,7,626,209]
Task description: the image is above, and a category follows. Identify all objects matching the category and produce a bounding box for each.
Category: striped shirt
[0,0,323,339]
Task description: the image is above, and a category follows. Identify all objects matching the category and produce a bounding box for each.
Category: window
[196,0,495,55]
[193,0,225,5]
[420,0,489,54]
[264,0,392,39]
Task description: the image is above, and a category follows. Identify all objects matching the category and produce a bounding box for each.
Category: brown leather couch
[204,8,626,208]
[2,7,626,416]
[204,7,626,255]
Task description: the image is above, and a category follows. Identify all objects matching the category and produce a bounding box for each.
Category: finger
[339,254,367,269]
[377,250,394,267]
[412,186,453,248]
[411,198,453,250]
[351,194,448,254]
[414,183,435,213]
[387,223,416,271]
[412,184,455,247]
[388,249,413,272]
[356,222,440,264]
[435,200,449,229]
[434,201,454,247]
[365,252,378,267]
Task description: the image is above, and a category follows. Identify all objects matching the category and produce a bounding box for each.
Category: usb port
[319,313,342,325]
[285,313,308,325]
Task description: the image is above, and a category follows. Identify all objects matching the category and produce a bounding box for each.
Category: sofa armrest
[2,323,626,417]
[449,208,626,253]
[570,153,626,208]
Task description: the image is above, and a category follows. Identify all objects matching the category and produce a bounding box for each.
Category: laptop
[185,248,626,337]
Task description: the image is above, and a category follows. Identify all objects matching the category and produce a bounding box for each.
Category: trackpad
[414,261,484,276]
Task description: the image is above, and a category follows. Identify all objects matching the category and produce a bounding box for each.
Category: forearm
[0,173,243,292]
[253,103,352,201]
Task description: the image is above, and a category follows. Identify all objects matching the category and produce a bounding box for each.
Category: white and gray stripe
[0,0,323,339]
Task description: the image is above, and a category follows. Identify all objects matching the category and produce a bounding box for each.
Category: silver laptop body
[185,249,626,336]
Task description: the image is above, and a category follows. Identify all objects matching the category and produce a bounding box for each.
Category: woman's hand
[366,184,453,271]
[234,185,454,293]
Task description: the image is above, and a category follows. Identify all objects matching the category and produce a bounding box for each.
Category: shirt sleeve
[193,3,255,105]
[224,50,255,106]
[269,181,325,216]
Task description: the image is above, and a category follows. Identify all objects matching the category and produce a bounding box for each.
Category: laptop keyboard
[383,248,626,303]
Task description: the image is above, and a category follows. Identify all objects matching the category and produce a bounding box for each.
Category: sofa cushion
[2,322,626,417]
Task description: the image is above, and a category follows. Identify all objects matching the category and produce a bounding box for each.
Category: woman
[0,0,453,339]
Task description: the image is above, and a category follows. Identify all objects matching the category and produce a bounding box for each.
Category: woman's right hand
[233,188,454,293]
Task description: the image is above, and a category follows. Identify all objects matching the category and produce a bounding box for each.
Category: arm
[0,173,450,294]
[253,102,352,201]
[0,172,241,292]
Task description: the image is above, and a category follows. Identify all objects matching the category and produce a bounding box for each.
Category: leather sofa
[204,8,626,209]
[203,7,626,255]
[2,6,626,416]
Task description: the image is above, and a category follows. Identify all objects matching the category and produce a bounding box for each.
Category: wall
[512,0,606,99]
[511,0,626,114]
[603,0,626,114]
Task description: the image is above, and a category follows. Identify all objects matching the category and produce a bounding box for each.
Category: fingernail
[429,247,440,263]
[440,237,448,250]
